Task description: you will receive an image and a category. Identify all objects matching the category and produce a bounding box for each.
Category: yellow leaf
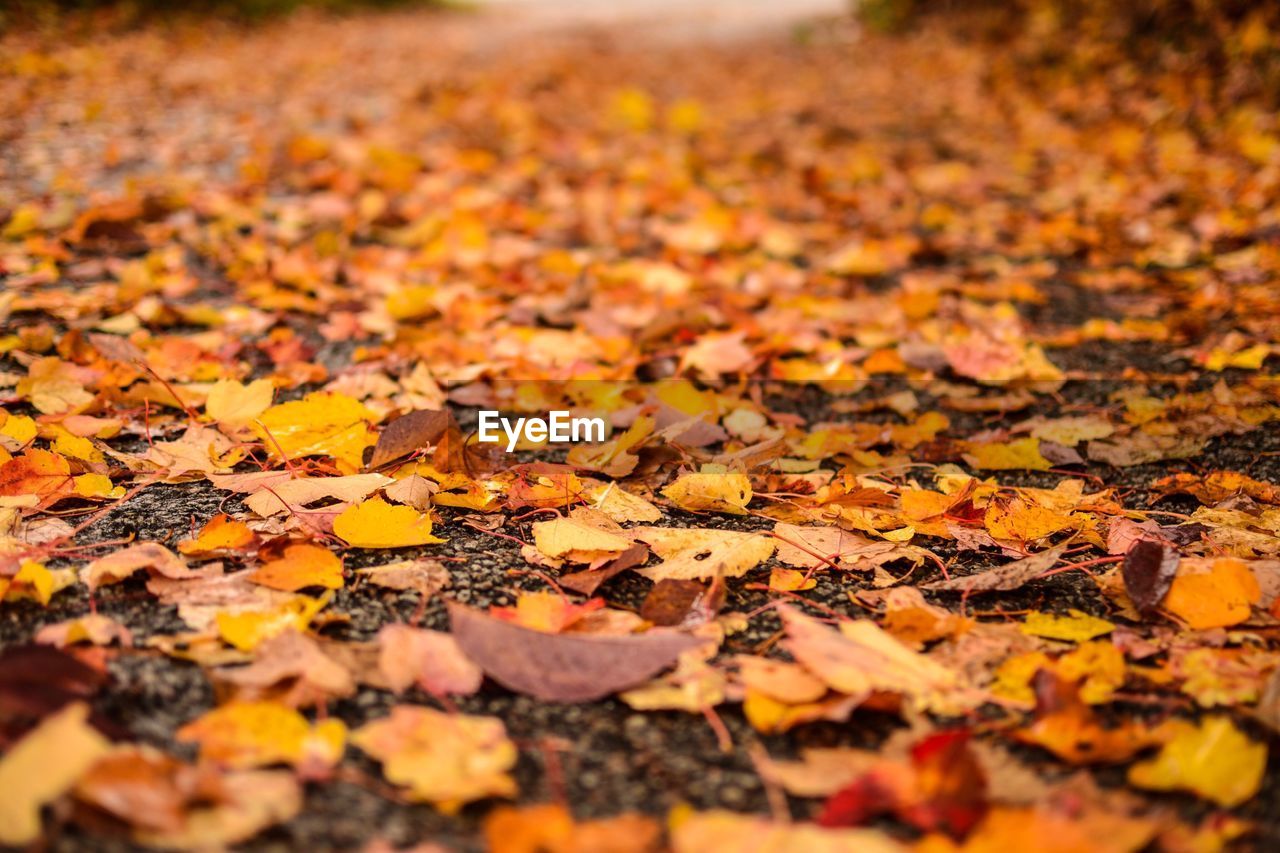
[15,357,94,415]
[0,703,111,846]
[207,378,275,425]
[333,497,444,548]
[352,706,517,813]
[254,392,375,471]
[583,481,662,523]
[73,472,124,499]
[769,567,816,591]
[0,411,37,449]
[178,700,345,771]
[532,515,630,562]
[661,466,752,515]
[216,593,330,651]
[633,527,775,581]
[249,543,344,591]
[1128,717,1266,807]
[984,498,1075,542]
[965,437,1053,471]
[5,559,56,605]
[1021,610,1114,642]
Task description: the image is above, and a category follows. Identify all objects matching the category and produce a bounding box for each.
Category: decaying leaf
[925,544,1068,594]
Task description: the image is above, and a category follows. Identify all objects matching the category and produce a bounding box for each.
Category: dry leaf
[352,705,517,812]
[333,496,444,548]
[447,601,700,702]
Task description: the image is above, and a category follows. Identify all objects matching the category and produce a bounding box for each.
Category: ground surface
[2,2,1280,852]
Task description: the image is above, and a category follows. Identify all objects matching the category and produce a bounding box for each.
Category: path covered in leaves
[2,3,1280,851]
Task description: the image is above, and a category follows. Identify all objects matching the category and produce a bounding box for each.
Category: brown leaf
[1121,539,1180,616]
[367,409,454,469]
[639,578,724,627]
[446,601,700,702]
[559,543,649,595]
[923,544,1067,594]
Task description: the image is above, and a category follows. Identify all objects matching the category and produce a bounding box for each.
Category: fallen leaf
[483,803,662,853]
[206,378,275,425]
[378,624,483,696]
[0,702,111,846]
[661,466,753,514]
[35,614,133,647]
[255,391,376,471]
[925,544,1067,594]
[367,409,454,469]
[1163,557,1262,630]
[447,601,700,702]
[1121,539,1180,616]
[1020,610,1114,642]
[178,513,259,559]
[780,606,973,714]
[177,699,346,773]
[82,542,198,589]
[249,542,345,591]
[632,526,775,581]
[670,809,903,853]
[1128,716,1265,808]
[332,496,444,548]
[352,705,517,812]
[356,558,451,597]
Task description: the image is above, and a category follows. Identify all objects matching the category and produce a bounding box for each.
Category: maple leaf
[177,699,345,774]
[632,526,776,581]
[249,542,344,592]
[779,606,976,715]
[254,391,377,471]
[447,601,700,702]
[351,705,517,813]
[205,378,275,425]
[178,513,259,559]
[332,496,444,548]
[1128,717,1266,808]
